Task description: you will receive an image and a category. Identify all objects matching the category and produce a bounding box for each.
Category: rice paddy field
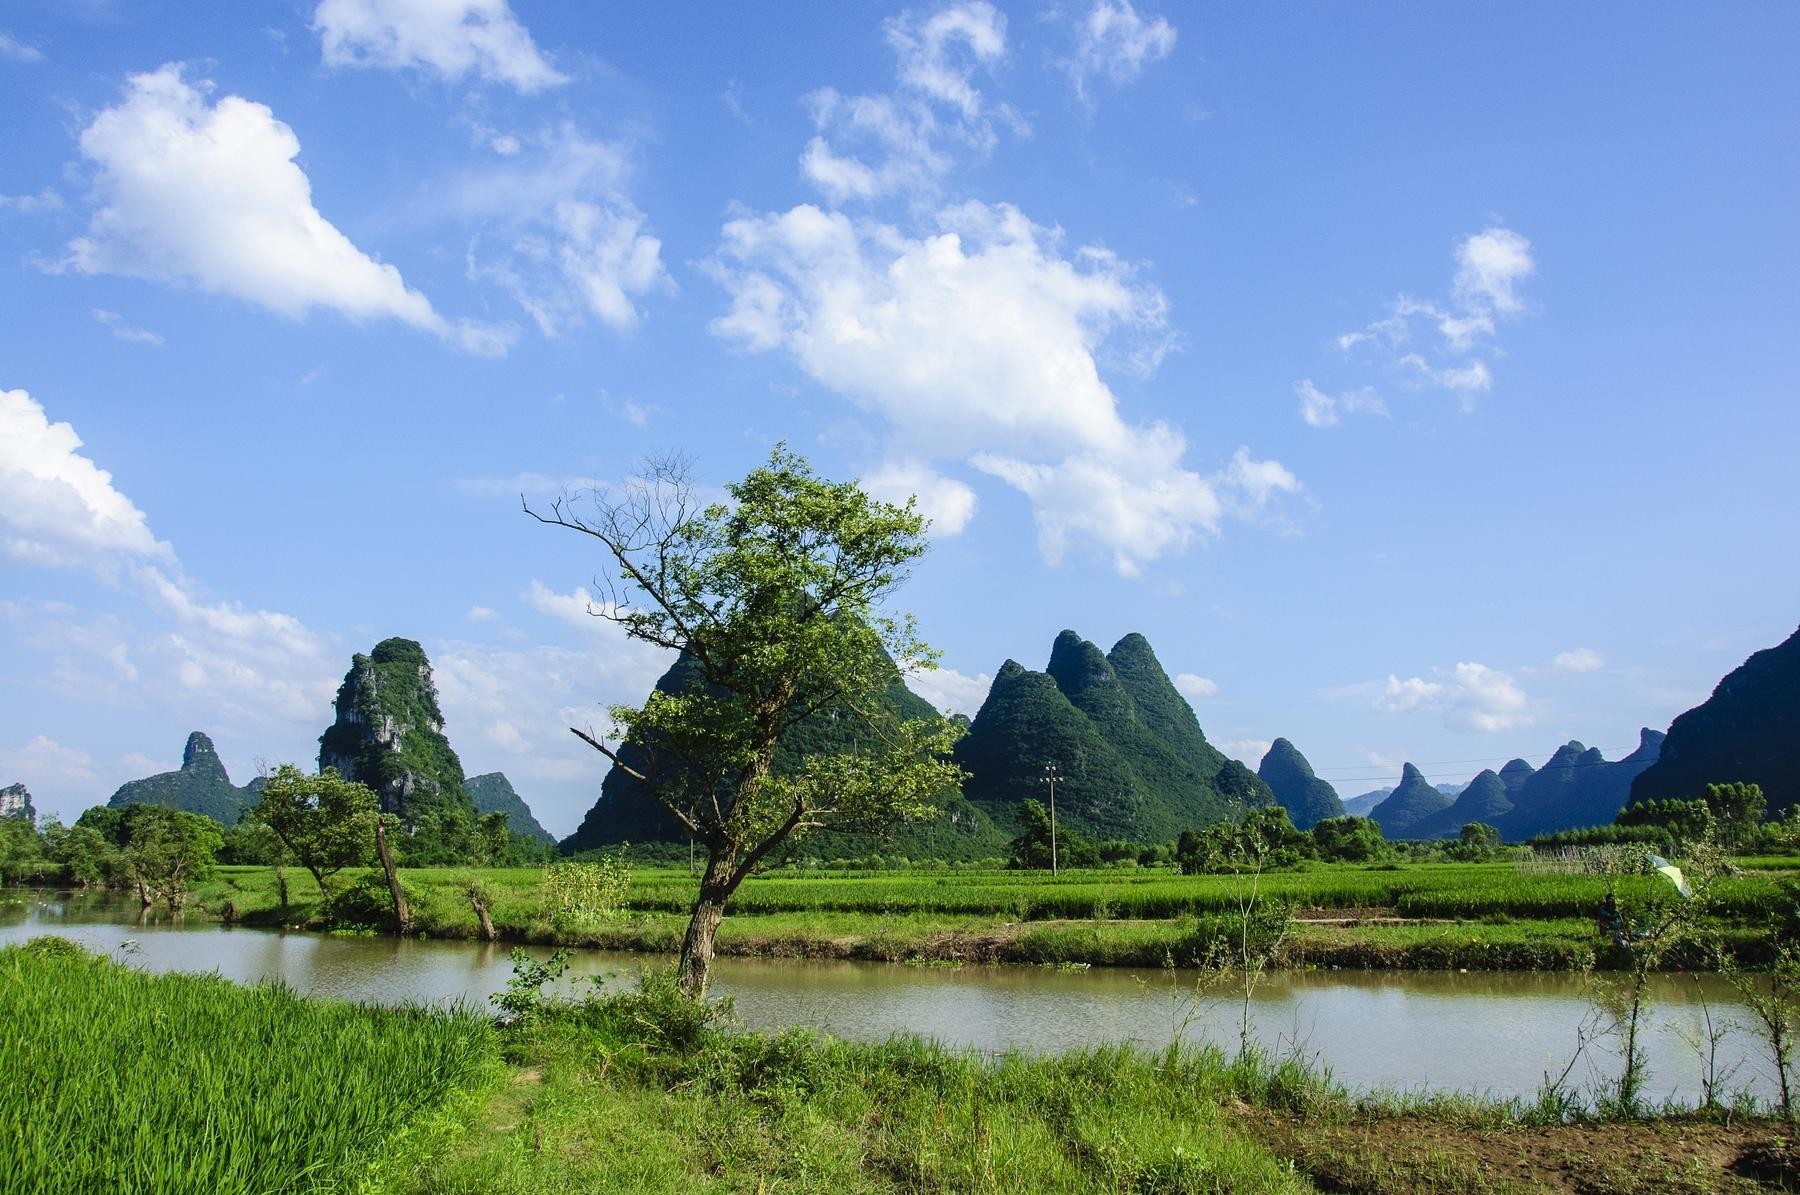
[185,857,1800,972]
[0,939,495,1195]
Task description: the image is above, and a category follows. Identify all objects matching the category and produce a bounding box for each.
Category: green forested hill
[465,773,555,843]
[107,732,253,824]
[561,653,1002,859]
[1256,738,1346,830]
[1370,764,1452,838]
[956,631,1272,842]
[1631,623,1800,815]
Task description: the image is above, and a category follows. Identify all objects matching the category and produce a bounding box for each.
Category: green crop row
[0,939,494,1195]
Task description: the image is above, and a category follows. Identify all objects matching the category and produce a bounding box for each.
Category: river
[2,892,1780,1108]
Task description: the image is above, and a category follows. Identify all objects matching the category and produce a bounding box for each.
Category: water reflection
[0,893,1777,1107]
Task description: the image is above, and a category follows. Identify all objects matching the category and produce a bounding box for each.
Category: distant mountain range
[80,620,1800,852]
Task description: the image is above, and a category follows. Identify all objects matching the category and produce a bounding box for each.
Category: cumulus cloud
[800,1,1018,204]
[711,200,1294,573]
[1374,661,1531,732]
[1,388,336,737]
[1325,225,1535,416]
[860,461,978,536]
[1296,378,1386,428]
[1064,1,1176,99]
[1174,672,1217,700]
[313,0,566,92]
[904,665,994,717]
[1551,647,1604,673]
[0,389,168,569]
[459,123,668,335]
[1215,738,1272,768]
[63,65,509,355]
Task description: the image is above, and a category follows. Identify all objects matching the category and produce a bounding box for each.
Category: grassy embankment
[186,859,1800,971]
[10,941,1795,1194]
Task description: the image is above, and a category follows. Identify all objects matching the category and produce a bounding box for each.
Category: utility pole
[1042,763,1060,876]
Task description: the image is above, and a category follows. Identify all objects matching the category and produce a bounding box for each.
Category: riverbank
[9,941,1794,1194]
[175,859,1797,972]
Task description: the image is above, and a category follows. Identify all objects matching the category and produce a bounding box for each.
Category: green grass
[0,939,496,1195]
[382,982,1319,1194]
[179,857,1800,973]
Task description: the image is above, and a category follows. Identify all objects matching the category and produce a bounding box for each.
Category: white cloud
[861,460,978,536]
[1455,227,1535,316]
[904,665,993,717]
[1296,378,1386,428]
[460,123,667,335]
[1375,660,1530,732]
[1215,737,1272,768]
[711,201,1292,573]
[64,65,509,355]
[313,0,566,92]
[91,308,162,346]
[466,605,500,622]
[0,736,99,794]
[1335,225,1534,409]
[1551,647,1604,673]
[0,31,44,62]
[887,1,1007,121]
[1064,1,1176,98]
[0,389,168,569]
[1174,672,1217,700]
[0,188,61,214]
[2,389,337,739]
[799,1,1018,204]
[432,622,672,834]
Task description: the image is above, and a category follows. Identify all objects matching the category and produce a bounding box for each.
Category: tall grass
[0,939,494,1195]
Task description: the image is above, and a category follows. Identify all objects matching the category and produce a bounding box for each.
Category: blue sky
[3,1,1796,834]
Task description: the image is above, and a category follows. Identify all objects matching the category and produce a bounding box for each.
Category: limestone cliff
[317,638,476,834]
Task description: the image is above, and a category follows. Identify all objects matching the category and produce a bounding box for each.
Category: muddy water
[1,892,1779,1107]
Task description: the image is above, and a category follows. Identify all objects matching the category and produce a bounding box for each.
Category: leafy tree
[250,765,378,902]
[0,816,44,884]
[1005,798,1098,870]
[41,818,116,889]
[1308,816,1388,863]
[1175,807,1304,874]
[531,447,965,996]
[1616,797,1713,849]
[1702,781,1766,851]
[118,804,221,910]
[1445,821,1502,861]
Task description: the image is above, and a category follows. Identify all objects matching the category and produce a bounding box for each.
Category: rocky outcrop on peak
[1,783,34,821]
[317,638,477,833]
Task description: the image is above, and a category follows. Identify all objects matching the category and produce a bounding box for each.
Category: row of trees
[3,765,552,923]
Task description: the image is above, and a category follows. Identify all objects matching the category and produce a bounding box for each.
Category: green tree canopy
[531,447,965,996]
[249,765,379,899]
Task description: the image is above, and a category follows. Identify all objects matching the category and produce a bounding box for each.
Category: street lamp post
[1042,764,1060,876]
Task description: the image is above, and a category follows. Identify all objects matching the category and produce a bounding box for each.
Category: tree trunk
[375,818,409,932]
[136,875,154,908]
[275,864,289,910]
[677,847,740,998]
[470,891,497,942]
